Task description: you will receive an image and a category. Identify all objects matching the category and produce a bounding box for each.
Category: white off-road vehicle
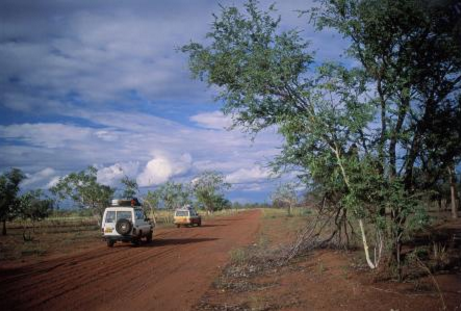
[101,198,154,247]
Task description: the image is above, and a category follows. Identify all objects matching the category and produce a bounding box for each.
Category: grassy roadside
[194,207,314,310]
[194,208,461,311]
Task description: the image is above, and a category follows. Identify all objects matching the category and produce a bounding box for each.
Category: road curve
[0,210,261,311]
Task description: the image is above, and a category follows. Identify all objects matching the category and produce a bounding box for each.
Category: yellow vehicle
[174,207,202,228]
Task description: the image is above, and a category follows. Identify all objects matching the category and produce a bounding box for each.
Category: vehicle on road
[174,206,202,228]
[101,198,154,247]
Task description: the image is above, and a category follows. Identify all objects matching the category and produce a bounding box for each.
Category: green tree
[18,189,54,240]
[157,181,192,210]
[232,201,243,210]
[271,183,298,215]
[120,176,138,199]
[143,189,162,223]
[213,195,232,211]
[144,189,161,210]
[183,0,461,274]
[19,189,54,221]
[0,168,26,235]
[313,0,461,274]
[416,106,461,219]
[192,171,231,214]
[50,167,115,223]
[182,0,379,265]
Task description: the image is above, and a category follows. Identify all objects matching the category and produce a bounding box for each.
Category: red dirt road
[0,210,261,311]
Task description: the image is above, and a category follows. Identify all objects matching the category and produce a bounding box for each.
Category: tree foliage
[0,168,26,235]
[143,171,231,213]
[183,0,461,273]
[50,166,115,222]
[314,0,461,185]
[192,171,231,213]
[144,189,161,209]
[271,183,298,215]
[120,176,138,199]
[18,189,54,222]
[156,181,192,210]
[313,0,461,273]
[142,188,162,222]
[182,0,312,133]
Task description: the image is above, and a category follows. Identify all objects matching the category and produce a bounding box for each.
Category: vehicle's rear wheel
[131,238,140,246]
[198,220,202,227]
[176,224,180,228]
[146,231,153,243]
[107,240,115,247]
[116,219,132,235]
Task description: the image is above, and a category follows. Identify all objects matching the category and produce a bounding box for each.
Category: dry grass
[0,225,101,261]
[261,206,313,219]
[196,209,461,311]
[229,248,248,265]
[196,208,313,310]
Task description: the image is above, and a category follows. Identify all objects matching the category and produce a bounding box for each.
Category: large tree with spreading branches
[182,0,461,275]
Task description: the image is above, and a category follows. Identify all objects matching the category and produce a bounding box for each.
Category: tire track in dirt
[0,245,181,298]
[0,210,261,311]
[4,234,215,308]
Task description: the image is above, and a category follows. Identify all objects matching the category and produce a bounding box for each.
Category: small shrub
[413,246,429,260]
[248,295,268,311]
[229,248,247,265]
[431,242,448,270]
[257,234,269,249]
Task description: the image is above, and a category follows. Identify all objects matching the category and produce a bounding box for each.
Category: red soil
[0,210,261,311]
[195,216,461,311]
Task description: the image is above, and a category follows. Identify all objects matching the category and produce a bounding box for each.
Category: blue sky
[0,0,348,203]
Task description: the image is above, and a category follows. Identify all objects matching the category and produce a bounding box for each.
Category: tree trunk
[344,215,350,249]
[458,188,461,211]
[442,199,448,211]
[396,238,402,282]
[359,219,376,269]
[448,166,458,219]
[2,219,6,236]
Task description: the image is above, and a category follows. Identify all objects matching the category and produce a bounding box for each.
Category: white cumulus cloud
[226,166,273,184]
[137,153,192,187]
[46,176,61,189]
[22,167,58,187]
[97,161,140,186]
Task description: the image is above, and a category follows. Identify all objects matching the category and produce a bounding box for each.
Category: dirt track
[0,210,261,311]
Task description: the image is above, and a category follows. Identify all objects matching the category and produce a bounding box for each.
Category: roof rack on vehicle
[111,198,141,207]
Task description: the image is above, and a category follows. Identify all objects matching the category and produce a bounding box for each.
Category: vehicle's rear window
[135,209,144,220]
[175,210,189,217]
[105,211,115,223]
[117,211,132,221]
